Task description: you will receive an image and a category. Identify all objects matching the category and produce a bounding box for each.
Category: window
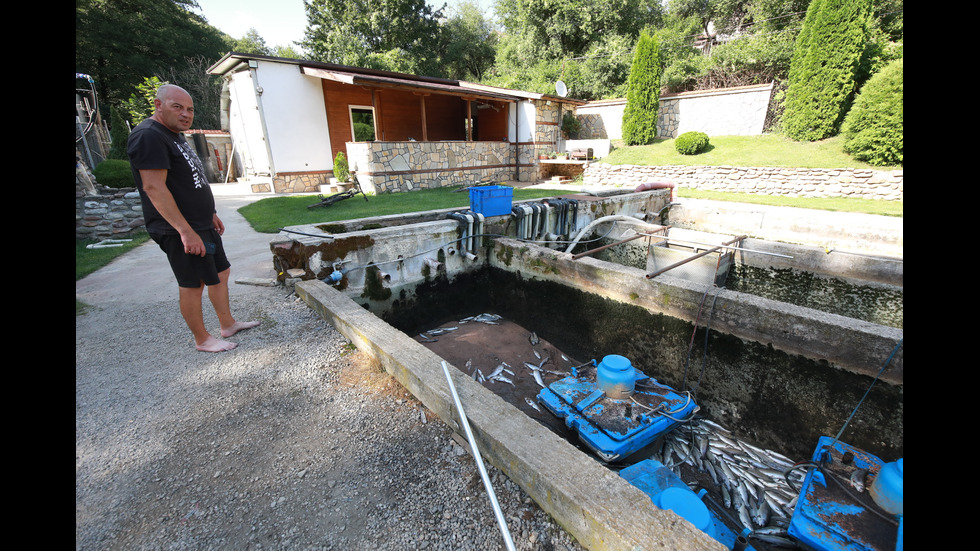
[349,106,376,142]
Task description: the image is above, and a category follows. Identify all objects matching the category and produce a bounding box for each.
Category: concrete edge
[294,279,724,551]
[491,238,903,385]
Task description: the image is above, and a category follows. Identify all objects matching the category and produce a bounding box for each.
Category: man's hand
[213,213,225,236]
[181,230,207,257]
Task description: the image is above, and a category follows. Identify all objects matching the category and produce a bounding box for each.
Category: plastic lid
[656,487,710,531]
[600,355,632,372]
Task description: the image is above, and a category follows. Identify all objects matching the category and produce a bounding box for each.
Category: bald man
[127,84,258,352]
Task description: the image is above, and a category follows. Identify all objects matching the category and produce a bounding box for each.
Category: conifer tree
[622,29,663,146]
[782,0,872,141]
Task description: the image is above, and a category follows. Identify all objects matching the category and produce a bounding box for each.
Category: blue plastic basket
[469,185,513,217]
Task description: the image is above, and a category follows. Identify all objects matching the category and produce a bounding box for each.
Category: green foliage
[92,159,136,189]
[75,0,231,108]
[333,152,351,182]
[561,112,582,138]
[674,131,710,155]
[782,0,873,142]
[301,0,445,76]
[622,30,663,146]
[122,77,166,127]
[107,105,131,160]
[842,58,903,166]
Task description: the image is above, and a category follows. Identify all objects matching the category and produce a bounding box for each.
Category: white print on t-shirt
[176,140,209,189]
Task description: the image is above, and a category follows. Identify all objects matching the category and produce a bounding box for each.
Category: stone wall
[346,140,529,194]
[76,187,145,240]
[583,164,904,201]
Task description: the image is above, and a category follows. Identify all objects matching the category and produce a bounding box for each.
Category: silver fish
[529,332,539,345]
[738,502,753,530]
[721,482,732,508]
[532,368,545,388]
[538,356,550,368]
[532,349,541,360]
[492,375,515,385]
[524,362,540,371]
[418,333,436,343]
[488,364,505,379]
[753,497,770,527]
[464,359,472,372]
[850,468,867,492]
[525,398,542,412]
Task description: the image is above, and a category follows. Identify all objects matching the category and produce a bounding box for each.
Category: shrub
[842,58,903,166]
[92,159,135,188]
[333,151,350,182]
[675,131,709,155]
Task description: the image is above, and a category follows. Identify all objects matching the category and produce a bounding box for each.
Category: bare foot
[220,320,261,338]
[196,336,238,352]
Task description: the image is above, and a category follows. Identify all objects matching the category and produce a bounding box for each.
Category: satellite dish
[555,80,568,97]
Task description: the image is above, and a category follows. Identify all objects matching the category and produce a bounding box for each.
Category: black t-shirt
[127,119,215,235]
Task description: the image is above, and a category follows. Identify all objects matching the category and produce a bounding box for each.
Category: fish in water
[529,332,539,346]
[850,468,867,492]
[525,398,542,412]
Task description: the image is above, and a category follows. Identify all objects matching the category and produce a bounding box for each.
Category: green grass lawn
[239,186,570,233]
[603,135,901,171]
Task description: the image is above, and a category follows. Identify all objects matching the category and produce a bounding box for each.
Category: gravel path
[76,285,588,551]
[76,191,587,551]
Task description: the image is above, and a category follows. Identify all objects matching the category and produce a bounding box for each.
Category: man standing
[128,84,258,352]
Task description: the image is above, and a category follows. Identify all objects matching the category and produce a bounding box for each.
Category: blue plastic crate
[469,185,513,217]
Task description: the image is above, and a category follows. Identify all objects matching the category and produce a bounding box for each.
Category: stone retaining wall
[583,164,904,201]
[76,187,145,240]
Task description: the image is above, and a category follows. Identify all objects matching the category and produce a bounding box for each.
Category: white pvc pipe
[563,215,651,253]
[441,361,516,551]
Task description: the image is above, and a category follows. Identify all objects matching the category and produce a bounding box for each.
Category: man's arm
[139,169,206,256]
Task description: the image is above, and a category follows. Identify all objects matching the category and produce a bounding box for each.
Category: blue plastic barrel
[870,458,903,517]
[597,355,638,399]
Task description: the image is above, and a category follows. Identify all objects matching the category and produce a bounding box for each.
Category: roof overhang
[207,52,586,106]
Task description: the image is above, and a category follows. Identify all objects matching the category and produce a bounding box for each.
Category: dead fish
[525,397,542,412]
[538,356,550,369]
[493,375,515,385]
[529,332,539,346]
[532,369,546,388]
[476,369,485,383]
[488,364,505,379]
[524,362,541,371]
[532,349,541,360]
[464,359,472,372]
[561,353,570,362]
[418,333,437,343]
[850,468,867,492]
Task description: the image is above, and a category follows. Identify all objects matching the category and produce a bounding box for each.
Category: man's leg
[180,282,237,352]
[208,268,260,338]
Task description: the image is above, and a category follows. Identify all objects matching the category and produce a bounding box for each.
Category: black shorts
[151,229,231,288]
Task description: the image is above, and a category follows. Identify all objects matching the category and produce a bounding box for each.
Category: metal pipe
[646,236,746,279]
[440,361,516,551]
[642,234,794,259]
[571,226,670,260]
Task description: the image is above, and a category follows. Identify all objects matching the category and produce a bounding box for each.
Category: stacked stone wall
[583,164,903,201]
[76,188,146,240]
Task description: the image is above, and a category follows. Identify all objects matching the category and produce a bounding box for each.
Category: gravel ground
[75,280,588,551]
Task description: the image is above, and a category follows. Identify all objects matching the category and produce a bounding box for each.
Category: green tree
[233,28,272,55]
[842,58,902,166]
[76,0,231,107]
[107,105,131,160]
[781,0,873,141]
[439,1,498,81]
[301,0,447,76]
[122,77,167,127]
[622,29,663,145]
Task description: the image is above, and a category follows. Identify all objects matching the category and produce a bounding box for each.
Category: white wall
[227,69,271,178]
[255,60,333,174]
[508,100,535,144]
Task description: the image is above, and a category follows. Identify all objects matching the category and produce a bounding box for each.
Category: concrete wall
[574,83,774,140]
